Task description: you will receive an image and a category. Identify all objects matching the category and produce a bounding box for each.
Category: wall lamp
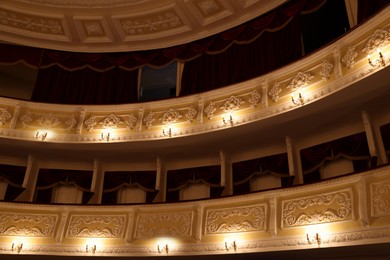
[100,132,110,142]
[163,127,172,137]
[223,114,234,126]
[86,244,96,254]
[291,92,304,105]
[157,243,169,254]
[225,240,237,251]
[35,131,48,141]
[12,241,23,253]
[368,48,385,67]
[306,233,321,245]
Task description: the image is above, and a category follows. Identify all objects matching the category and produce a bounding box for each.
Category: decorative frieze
[220,95,243,113]
[120,11,183,35]
[66,215,126,238]
[160,108,182,125]
[371,180,390,217]
[37,113,61,128]
[135,211,193,238]
[0,8,64,35]
[205,204,267,235]
[0,212,58,237]
[281,189,353,228]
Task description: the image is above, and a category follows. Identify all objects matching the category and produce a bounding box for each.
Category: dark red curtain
[167,165,221,192]
[35,168,93,191]
[232,153,290,186]
[180,16,303,95]
[103,171,156,192]
[32,65,139,104]
[0,164,26,201]
[300,132,371,175]
[358,0,390,24]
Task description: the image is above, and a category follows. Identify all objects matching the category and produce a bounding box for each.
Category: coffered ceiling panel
[0,0,287,52]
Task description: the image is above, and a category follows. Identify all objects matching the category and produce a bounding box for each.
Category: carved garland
[282,190,353,228]
[66,215,125,238]
[205,204,266,235]
[0,213,57,237]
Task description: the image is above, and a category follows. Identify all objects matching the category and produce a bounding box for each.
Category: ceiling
[0,0,287,52]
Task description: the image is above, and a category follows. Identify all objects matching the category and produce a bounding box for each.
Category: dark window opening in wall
[139,62,177,102]
[301,0,350,55]
[0,164,26,201]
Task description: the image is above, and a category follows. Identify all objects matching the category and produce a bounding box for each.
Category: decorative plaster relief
[320,60,334,80]
[371,180,390,217]
[0,8,64,35]
[185,106,197,122]
[84,115,97,131]
[0,108,12,125]
[282,189,353,228]
[195,0,221,15]
[100,113,123,129]
[0,212,58,237]
[160,108,182,125]
[125,113,138,129]
[362,28,390,54]
[205,204,267,235]
[120,11,183,35]
[287,71,314,92]
[20,111,33,128]
[268,82,282,102]
[204,102,217,120]
[248,89,261,108]
[65,114,77,131]
[342,46,358,68]
[135,211,193,238]
[37,113,61,128]
[220,95,243,112]
[83,20,104,36]
[143,112,155,128]
[66,215,126,238]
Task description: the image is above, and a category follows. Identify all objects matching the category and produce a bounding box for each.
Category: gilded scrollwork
[205,204,266,235]
[100,113,123,129]
[66,215,126,238]
[342,46,358,68]
[362,28,390,54]
[160,108,182,125]
[282,190,353,228]
[220,96,243,112]
[0,213,57,237]
[287,72,314,91]
[268,82,282,102]
[135,211,193,238]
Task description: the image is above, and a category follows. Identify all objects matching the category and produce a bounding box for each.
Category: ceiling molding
[0,0,287,52]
